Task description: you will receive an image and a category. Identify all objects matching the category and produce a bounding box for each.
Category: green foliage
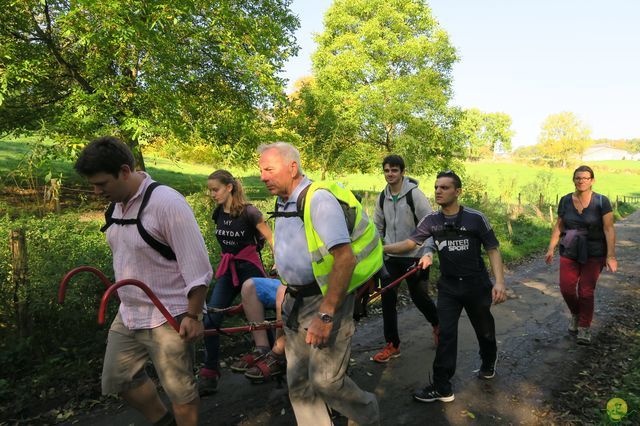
[459,108,514,159]
[520,170,560,205]
[277,77,381,176]
[0,213,114,417]
[0,0,300,166]
[537,112,591,167]
[302,0,463,173]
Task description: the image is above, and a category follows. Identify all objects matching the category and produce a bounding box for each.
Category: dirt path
[69,210,640,425]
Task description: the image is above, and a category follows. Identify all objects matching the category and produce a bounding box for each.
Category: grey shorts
[101,313,197,404]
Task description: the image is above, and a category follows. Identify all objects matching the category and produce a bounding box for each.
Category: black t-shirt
[410,206,499,278]
[557,192,612,257]
[213,204,263,254]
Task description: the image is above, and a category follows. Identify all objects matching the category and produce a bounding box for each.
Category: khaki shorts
[101,313,197,405]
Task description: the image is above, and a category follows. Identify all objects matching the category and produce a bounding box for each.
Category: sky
[282,0,640,148]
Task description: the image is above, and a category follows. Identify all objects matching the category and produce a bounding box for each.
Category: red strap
[253,358,272,379]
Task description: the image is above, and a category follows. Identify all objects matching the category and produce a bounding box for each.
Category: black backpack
[378,177,420,237]
[268,183,377,321]
[101,182,176,261]
[269,184,358,234]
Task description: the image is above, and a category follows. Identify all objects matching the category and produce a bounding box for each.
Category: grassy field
[3,138,639,202]
[463,161,640,202]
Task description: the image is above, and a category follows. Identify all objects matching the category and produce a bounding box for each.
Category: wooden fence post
[10,229,30,338]
[539,193,544,209]
[51,178,61,213]
[518,193,521,208]
[549,205,554,224]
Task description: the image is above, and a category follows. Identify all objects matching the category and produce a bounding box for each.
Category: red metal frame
[98,279,181,332]
[59,264,421,336]
[58,266,113,304]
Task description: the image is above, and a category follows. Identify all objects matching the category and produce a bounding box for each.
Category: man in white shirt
[75,136,212,426]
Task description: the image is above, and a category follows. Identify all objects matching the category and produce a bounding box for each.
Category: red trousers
[559,256,605,327]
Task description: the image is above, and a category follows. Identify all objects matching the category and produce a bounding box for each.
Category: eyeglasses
[574,177,592,182]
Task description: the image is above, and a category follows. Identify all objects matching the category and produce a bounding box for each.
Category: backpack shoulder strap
[296,184,311,215]
[378,190,387,237]
[137,182,177,261]
[405,187,418,225]
[100,202,116,233]
[268,184,310,220]
[378,190,385,212]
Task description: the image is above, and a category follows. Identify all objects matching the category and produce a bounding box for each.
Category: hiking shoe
[432,325,440,347]
[413,384,455,403]
[244,351,286,383]
[478,357,497,380]
[568,314,579,334]
[230,348,269,373]
[197,367,220,396]
[577,327,591,345]
[371,342,401,363]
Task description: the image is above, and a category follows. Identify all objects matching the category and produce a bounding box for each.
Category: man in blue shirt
[258,142,380,426]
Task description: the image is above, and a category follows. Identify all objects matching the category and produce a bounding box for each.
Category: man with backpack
[258,142,382,426]
[371,155,439,363]
[74,136,212,426]
[384,170,507,404]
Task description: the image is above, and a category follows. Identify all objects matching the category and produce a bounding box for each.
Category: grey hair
[257,142,304,175]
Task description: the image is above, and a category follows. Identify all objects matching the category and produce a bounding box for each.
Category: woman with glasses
[545,165,617,344]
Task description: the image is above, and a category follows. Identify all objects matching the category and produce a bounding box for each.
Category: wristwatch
[318,312,334,323]
[184,312,204,321]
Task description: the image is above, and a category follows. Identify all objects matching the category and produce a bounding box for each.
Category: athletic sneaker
[371,342,400,363]
[568,314,579,334]
[413,384,455,403]
[577,327,591,345]
[478,357,497,380]
[197,367,220,396]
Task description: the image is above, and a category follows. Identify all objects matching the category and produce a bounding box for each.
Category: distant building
[582,144,640,161]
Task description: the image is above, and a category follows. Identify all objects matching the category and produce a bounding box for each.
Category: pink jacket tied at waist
[215,244,266,286]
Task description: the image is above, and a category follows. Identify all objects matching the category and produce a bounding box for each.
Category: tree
[538,112,591,167]
[459,109,514,160]
[309,0,463,174]
[276,76,377,178]
[0,0,299,168]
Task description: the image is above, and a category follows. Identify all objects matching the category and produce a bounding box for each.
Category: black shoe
[478,357,497,380]
[413,384,455,403]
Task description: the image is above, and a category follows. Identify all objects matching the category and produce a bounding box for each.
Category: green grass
[592,159,640,170]
[4,138,639,201]
[463,161,640,203]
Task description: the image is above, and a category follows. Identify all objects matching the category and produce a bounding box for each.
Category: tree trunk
[124,137,146,171]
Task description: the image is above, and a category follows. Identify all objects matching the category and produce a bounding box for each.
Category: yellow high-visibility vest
[301,182,383,294]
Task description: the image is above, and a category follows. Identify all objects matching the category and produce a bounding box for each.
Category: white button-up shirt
[107,173,212,329]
